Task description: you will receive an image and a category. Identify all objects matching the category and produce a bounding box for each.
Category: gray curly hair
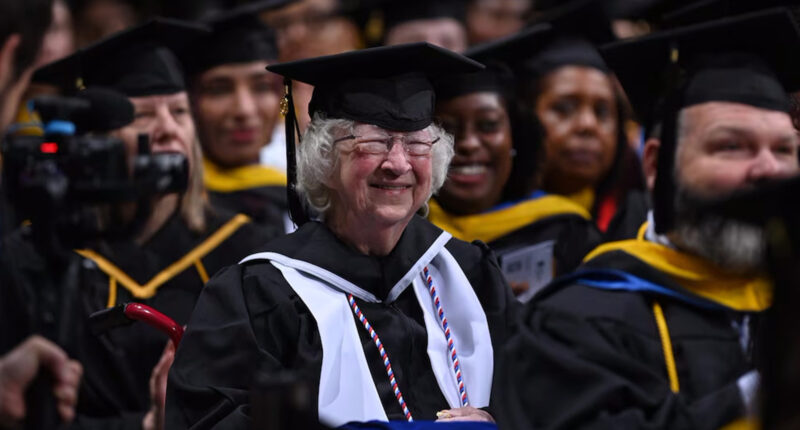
[296,113,455,214]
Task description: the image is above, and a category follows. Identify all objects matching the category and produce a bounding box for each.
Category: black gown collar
[259,215,449,302]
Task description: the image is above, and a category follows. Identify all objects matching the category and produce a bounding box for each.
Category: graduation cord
[652,301,680,393]
[347,294,414,422]
[424,266,470,407]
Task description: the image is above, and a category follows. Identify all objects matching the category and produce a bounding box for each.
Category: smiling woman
[429,61,602,299]
[182,1,291,232]
[166,43,516,429]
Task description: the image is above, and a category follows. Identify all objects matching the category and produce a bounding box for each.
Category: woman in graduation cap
[182,1,293,233]
[470,3,647,241]
[429,62,602,300]
[0,19,277,430]
[166,43,516,428]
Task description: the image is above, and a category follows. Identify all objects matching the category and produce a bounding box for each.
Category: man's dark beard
[670,185,766,275]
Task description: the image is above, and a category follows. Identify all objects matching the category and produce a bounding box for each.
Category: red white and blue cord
[348,293,414,422]
[424,265,470,407]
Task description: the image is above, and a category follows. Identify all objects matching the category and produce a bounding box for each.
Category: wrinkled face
[327,123,435,228]
[466,0,531,45]
[535,65,618,193]
[436,92,513,214]
[675,102,800,197]
[192,61,282,167]
[385,18,468,53]
[112,92,196,173]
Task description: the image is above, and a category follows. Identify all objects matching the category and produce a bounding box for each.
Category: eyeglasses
[334,133,440,157]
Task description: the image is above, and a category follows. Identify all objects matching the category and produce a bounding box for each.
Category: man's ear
[642,137,660,192]
[0,34,22,90]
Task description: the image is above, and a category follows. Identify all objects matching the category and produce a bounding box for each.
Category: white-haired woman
[166,43,516,428]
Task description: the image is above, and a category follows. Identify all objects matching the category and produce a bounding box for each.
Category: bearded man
[496,9,800,430]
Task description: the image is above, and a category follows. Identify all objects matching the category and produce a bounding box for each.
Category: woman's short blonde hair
[296,113,454,215]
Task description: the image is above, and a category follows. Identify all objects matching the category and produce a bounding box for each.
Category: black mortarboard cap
[601,7,800,129]
[267,42,483,225]
[381,0,467,31]
[465,23,607,82]
[183,0,295,77]
[600,8,800,234]
[33,18,209,97]
[466,0,613,81]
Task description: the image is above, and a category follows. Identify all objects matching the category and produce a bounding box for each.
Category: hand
[435,406,495,423]
[142,340,176,430]
[0,335,83,426]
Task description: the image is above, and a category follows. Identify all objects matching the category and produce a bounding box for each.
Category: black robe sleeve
[165,262,323,429]
[496,284,746,430]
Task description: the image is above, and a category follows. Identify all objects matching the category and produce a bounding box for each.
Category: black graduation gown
[165,216,517,429]
[0,209,276,429]
[496,250,756,430]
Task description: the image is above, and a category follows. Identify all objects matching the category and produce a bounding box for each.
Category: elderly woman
[166,43,515,428]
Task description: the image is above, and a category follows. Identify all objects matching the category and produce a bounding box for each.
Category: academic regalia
[428,193,601,300]
[167,43,513,428]
[181,2,294,232]
[166,215,516,428]
[429,47,602,296]
[496,8,800,429]
[3,18,280,429]
[202,157,289,231]
[0,209,275,429]
[465,6,647,242]
[497,225,768,429]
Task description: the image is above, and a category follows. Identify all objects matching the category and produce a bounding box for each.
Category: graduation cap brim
[601,7,800,127]
[268,42,483,86]
[465,22,608,79]
[34,18,209,96]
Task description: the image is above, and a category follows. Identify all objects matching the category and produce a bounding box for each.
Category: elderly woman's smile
[328,126,435,230]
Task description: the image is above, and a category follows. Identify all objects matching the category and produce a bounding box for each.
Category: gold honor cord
[652,301,679,393]
[76,214,250,304]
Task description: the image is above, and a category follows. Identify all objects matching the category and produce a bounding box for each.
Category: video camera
[1,88,188,255]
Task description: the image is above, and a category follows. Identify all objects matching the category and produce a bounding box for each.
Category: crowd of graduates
[1,0,800,429]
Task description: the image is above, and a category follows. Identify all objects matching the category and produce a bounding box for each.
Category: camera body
[2,90,188,251]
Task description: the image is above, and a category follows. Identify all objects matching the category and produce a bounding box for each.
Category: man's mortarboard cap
[601,7,800,128]
[183,0,295,77]
[33,18,209,97]
[600,8,800,234]
[268,42,484,131]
